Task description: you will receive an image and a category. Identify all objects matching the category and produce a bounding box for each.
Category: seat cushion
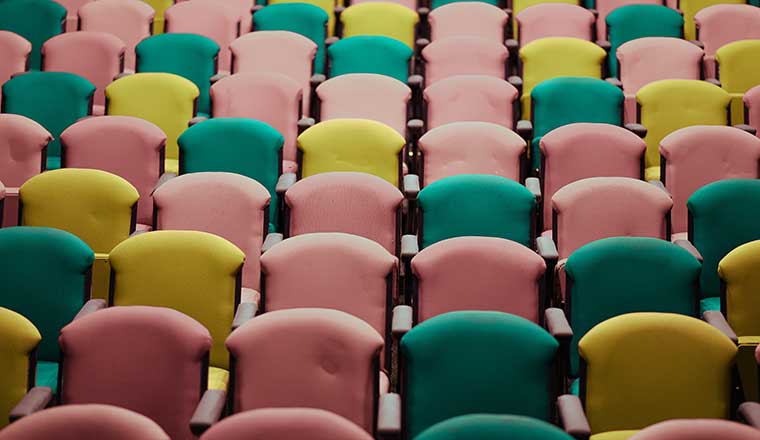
[645,166,659,181]
[570,377,579,396]
[165,158,178,174]
[209,366,229,391]
[700,296,721,314]
[36,361,59,394]
[47,156,61,170]
[591,431,639,440]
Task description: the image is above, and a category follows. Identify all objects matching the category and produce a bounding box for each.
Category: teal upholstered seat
[328,36,412,83]
[416,414,575,440]
[430,0,499,9]
[0,0,66,70]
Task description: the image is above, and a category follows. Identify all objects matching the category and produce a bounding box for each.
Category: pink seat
[618,37,704,123]
[78,0,154,72]
[199,408,373,440]
[421,36,508,85]
[176,0,254,35]
[516,4,594,46]
[660,125,760,236]
[316,73,411,135]
[552,177,672,259]
[0,31,31,103]
[210,72,302,169]
[55,0,94,32]
[418,121,526,184]
[539,123,646,231]
[284,172,403,256]
[225,308,384,433]
[428,3,508,43]
[59,306,212,440]
[629,419,760,440]
[153,172,270,301]
[424,75,518,130]
[595,0,660,41]
[165,0,241,73]
[695,5,760,78]
[42,31,126,116]
[0,114,52,227]
[0,404,170,440]
[745,84,760,136]
[60,115,166,229]
[230,31,317,117]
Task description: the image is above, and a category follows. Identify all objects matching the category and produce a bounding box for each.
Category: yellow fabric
[91,253,111,301]
[208,367,229,391]
[0,308,41,429]
[340,3,419,48]
[644,166,660,182]
[141,0,173,33]
[512,0,577,37]
[737,339,759,401]
[109,231,245,370]
[165,158,178,175]
[719,241,760,337]
[715,41,760,125]
[269,0,336,35]
[590,432,639,440]
[105,73,199,171]
[519,37,606,116]
[297,119,405,186]
[579,312,736,434]
[681,0,743,40]
[637,79,730,180]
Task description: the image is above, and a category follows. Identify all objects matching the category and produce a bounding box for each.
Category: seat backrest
[579,313,736,433]
[680,0,744,41]
[415,414,575,440]
[0,0,66,70]
[0,31,31,103]
[60,115,166,227]
[51,0,93,32]
[719,240,760,338]
[154,172,270,291]
[595,0,661,44]
[431,0,499,9]
[285,172,403,255]
[340,2,418,48]
[419,121,525,184]
[328,36,412,84]
[78,0,154,71]
[694,4,760,78]
[511,0,576,25]
[630,419,760,440]
[268,0,335,36]
[745,84,760,135]
[0,114,52,188]
[617,37,703,95]
[226,308,384,432]
[516,4,594,46]
[424,75,518,130]
[428,3,507,43]
[0,307,40,429]
[59,306,211,440]
[418,174,536,248]
[422,36,507,86]
[140,0,172,33]
[401,311,558,439]
[716,39,760,96]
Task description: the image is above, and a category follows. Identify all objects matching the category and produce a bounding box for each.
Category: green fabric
[531,77,623,171]
[701,296,721,314]
[415,414,574,440]
[564,237,700,377]
[36,361,58,393]
[253,3,328,74]
[688,179,760,299]
[570,378,580,396]
[401,311,558,439]
[136,33,219,116]
[179,118,284,228]
[1,71,95,170]
[0,0,66,70]
[0,227,93,362]
[328,36,412,83]
[606,5,683,78]
[430,0,499,10]
[417,174,536,249]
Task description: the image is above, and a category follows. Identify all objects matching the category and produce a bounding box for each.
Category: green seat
[606,5,683,78]
[416,414,574,440]
[178,118,284,230]
[327,35,412,83]
[136,33,219,116]
[1,71,95,170]
[530,77,624,171]
[430,0,499,9]
[417,174,536,249]
[253,3,328,74]
[688,179,760,314]
[0,0,65,70]
[400,311,559,439]
[0,227,94,393]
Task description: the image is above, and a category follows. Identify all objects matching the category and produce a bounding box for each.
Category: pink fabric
[78,0,154,72]
[660,125,760,234]
[540,123,646,230]
[424,75,518,130]
[59,306,212,440]
[176,0,254,35]
[54,0,94,32]
[0,31,31,103]
[552,177,672,259]
[317,73,411,135]
[618,37,703,123]
[42,31,125,110]
[517,4,594,46]
[153,172,270,291]
[695,5,760,78]
[60,115,166,226]
[419,121,525,184]
[285,172,403,255]
[745,85,760,135]
[225,308,384,433]
[629,419,760,440]
[0,404,170,440]
[421,36,508,85]
[230,31,316,116]
[428,3,508,43]
[412,236,545,323]
[595,0,659,41]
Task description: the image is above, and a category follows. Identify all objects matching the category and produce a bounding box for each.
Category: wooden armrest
[275,173,297,194]
[377,393,402,438]
[189,389,227,436]
[557,395,591,440]
[391,305,413,339]
[74,299,107,321]
[151,172,177,195]
[674,239,702,262]
[536,235,558,261]
[739,401,760,428]
[403,174,420,199]
[232,302,257,331]
[401,235,419,260]
[262,233,283,253]
[623,123,647,138]
[703,311,738,344]
[9,387,53,423]
[545,308,572,341]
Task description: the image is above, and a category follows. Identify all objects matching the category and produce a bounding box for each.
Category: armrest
[209,72,228,84]
[503,7,512,16]
[151,172,176,195]
[325,36,339,47]
[391,305,413,338]
[604,77,623,89]
[188,116,208,127]
[536,235,559,261]
[545,307,572,342]
[416,6,429,16]
[734,124,757,136]
[73,299,106,321]
[232,301,257,331]
[558,395,591,440]
[189,389,227,436]
[525,177,541,200]
[297,117,315,135]
[401,234,419,260]
[507,75,523,93]
[128,229,148,238]
[9,387,53,423]
[516,119,533,141]
[415,38,430,53]
[377,392,402,438]
[407,118,424,136]
[588,8,598,16]
[310,73,326,89]
[705,78,721,87]
[738,401,760,428]
[334,5,345,14]
[674,239,702,262]
[623,123,647,138]
[275,172,297,195]
[262,233,283,253]
[703,310,738,344]
[403,174,420,199]
[113,71,132,81]
[408,74,424,90]
[688,39,704,49]
[595,40,611,51]
[505,38,519,52]
[647,179,669,196]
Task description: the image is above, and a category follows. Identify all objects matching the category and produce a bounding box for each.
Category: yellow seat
[140,0,173,33]
[269,0,337,35]
[297,119,406,186]
[340,3,419,48]
[636,79,730,180]
[519,37,606,116]
[715,40,760,125]
[105,73,199,174]
[19,169,139,300]
[590,431,639,440]
[0,307,41,428]
[680,0,743,40]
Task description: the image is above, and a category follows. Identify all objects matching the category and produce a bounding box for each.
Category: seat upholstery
[328,36,413,84]
[424,75,518,130]
[431,0,499,9]
[720,240,760,368]
[629,419,760,440]
[595,0,659,44]
[416,414,575,440]
[0,307,41,429]
[0,31,31,103]
[0,0,66,70]
[54,0,93,32]
[694,5,760,78]
[716,40,760,124]
[422,36,507,86]
[268,0,336,36]
[511,0,576,30]
[428,3,507,43]
[340,2,419,49]
[140,0,172,33]
[516,4,594,46]
[680,0,743,41]
[745,84,760,136]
